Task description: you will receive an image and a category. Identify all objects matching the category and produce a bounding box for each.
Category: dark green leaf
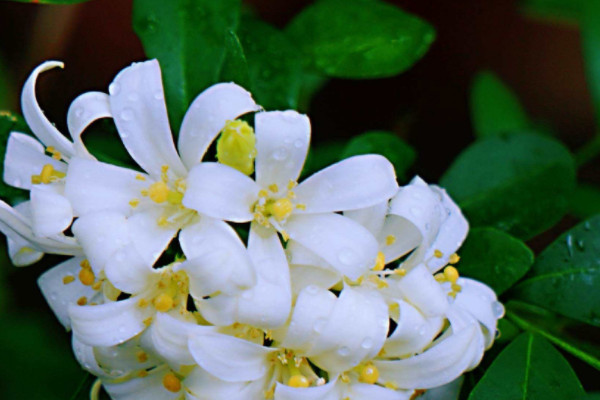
[340,131,416,182]
[133,0,241,133]
[286,0,435,78]
[0,112,30,204]
[237,17,304,110]
[507,301,600,371]
[302,141,346,178]
[520,0,584,24]
[582,0,600,123]
[513,216,600,327]
[496,318,522,345]
[569,184,600,219]
[470,71,529,138]
[468,333,585,400]
[219,30,251,90]
[440,133,576,240]
[458,227,534,295]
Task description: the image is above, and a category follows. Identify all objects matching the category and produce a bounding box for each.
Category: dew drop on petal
[313,318,326,333]
[120,108,134,122]
[338,248,358,266]
[293,139,304,149]
[361,337,373,349]
[272,148,288,161]
[337,346,350,356]
[108,83,121,96]
[491,301,505,318]
[154,91,164,101]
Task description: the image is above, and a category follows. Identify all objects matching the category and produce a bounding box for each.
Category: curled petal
[396,264,448,317]
[103,366,181,400]
[344,202,388,237]
[67,91,112,157]
[186,367,264,400]
[30,184,73,237]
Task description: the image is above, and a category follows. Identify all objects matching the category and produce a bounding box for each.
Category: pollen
[129,199,140,208]
[135,174,146,181]
[77,296,88,306]
[443,266,459,283]
[287,180,297,190]
[157,216,169,227]
[78,267,95,286]
[91,280,102,291]
[434,249,443,258]
[267,198,293,221]
[162,372,181,393]
[268,184,279,193]
[359,364,380,384]
[373,251,385,271]
[295,203,306,210]
[136,351,148,363]
[148,181,169,203]
[288,375,310,388]
[394,268,407,276]
[386,235,396,245]
[154,293,174,312]
[138,298,149,308]
[449,253,460,264]
[62,275,75,284]
[258,189,269,198]
[216,119,256,175]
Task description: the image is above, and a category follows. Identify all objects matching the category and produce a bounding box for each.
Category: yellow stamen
[138,298,149,308]
[386,235,396,245]
[62,275,75,285]
[91,281,102,291]
[287,180,297,190]
[258,189,269,198]
[394,268,407,276]
[216,119,256,175]
[434,273,446,283]
[451,283,462,293]
[449,253,460,264]
[162,372,181,393]
[77,296,88,306]
[129,199,140,208]
[373,251,385,271]
[136,351,148,363]
[267,198,293,221]
[288,375,310,388]
[295,203,306,210]
[359,364,380,384]
[135,174,146,181]
[154,293,174,312]
[80,259,91,269]
[444,266,459,283]
[166,190,183,205]
[79,268,95,286]
[148,181,169,203]
[434,249,443,258]
[385,381,398,390]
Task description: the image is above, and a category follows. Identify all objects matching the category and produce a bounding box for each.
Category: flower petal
[419,377,463,400]
[194,294,238,327]
[104,245,157,294]
[178,217,255,297]
[30,184,73,237]
[3,132,64,190]
[274,379,341,400]
[7,202,43,266]
[103,366,181,400]
[254,111,310,189]
[69,296,154,347]
[109,59,186,178]
[396,264,448,317]
[38,257,98,329]
[188,332,273,382]
[21,61,75,157]
[285,213,378,280]
[72,336,117,379]
[183,162,258,222]
[178,83,260,169]
[290,264,340,296]
[344,202,388,237]
[346,383,413,400]
[294,155,398,213]
[127,209,177,266]
[186,367,264,400]
[67,91,112,157]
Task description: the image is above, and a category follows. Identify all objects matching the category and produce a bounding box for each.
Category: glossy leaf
[440,133,576,240]
[340,131,416,182]
[219,30,251,90]
[514,216,600,327]
[458,227,534,295]
[468,333,585,400]
[470,71,529,138]
[133,0,241,133]
[301,141,346,178]
[286,0,435,78]
[0,112,29,204]
[583,0,600,123]
[569,184,600,220]
[507,301,600,371]
[520,0,584,23]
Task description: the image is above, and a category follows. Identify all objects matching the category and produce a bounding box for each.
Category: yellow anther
[143,317,153,326]
[394,268,407,276]
[287,191,296,199]
[359,364,380,384]
[162,372,181,393]
[216,119,256,175]
[79,268,95,286]
[386,235,396,245]
[135,174,146,181]
[148,181,169,203]
[281,230,290,242]
[129,199,140,208]
[62,275,75,285]
[267,198,293,221]
[448,291,457,298]
[268,184,279,193]
[136,351,148,363]
[340,373,351,383]
[40,164,54,184]
[157,216,169,227]
[385,382,398,390]
[434,273,446,283]
[138,370,148,378]
[52,152,62,160]
[287,375,310,388]
[46,146,55,153]
[141,189,148,196]
[91,280,102,291]
[444,266,459,283]
[434,249,443,258]
[389,303,399,313]
[166,190,183,205]
[287,180,297,190]
[77,296,88,306]
[154,293,174,312]
[258,189,269,198]
[449,253,460,264]
[31,175,42,185]
[373,251,385,271]
[295,203,306,210]
[451,283,462,293]
[80,259,91,269]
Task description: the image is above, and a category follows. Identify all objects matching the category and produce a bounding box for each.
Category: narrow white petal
[109,59,186,179]
[3,132,64,190]
[69,296,154,347]
[254,111,310,189]
[295,155,398,213]
[178,83,260,169]
[290,264,340,296]
[94,338,160,377]
[30,184,73,237]
[38,257,97,328]
[8,202,43,266]
[104,245,157,294]
[285,240,331,268]
[65,157,145,216]
[347,383,413,400]
[377,214,422,264]
[179,217,255,297]
[344,202,388,237]
[396,264,448,317]
[274,379,341,400]
[67,91,111,157]
[72,336,116,379]
[285,213,378,280]
[21,61,75,156]
[127,210,177,266]
[183,162,258,222]
[188,332,273,382]
[186,367,263,400]
[194,294,238,327]
[103,366,181,400]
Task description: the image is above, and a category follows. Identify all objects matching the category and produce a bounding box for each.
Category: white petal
[286,240,331,268]
[194,294,238,327]
[295,155,398,213]
[69,296,154,347]
[37,257,97,328]
[103,366,181,400]
[21,61,75,157]
[285,213,378,280]
[234,225,291,329]
[65,157,146,217]
[104,245,157,294]
[344,202,388,237]
[127,210,177,266]
[347,383,413,400]
[188,332,273,382]
[274,379,341,400]
[396,264,448,317]
[290,264,340,296]
[30,184,73,237]
[185,367,263,400]
[109,59,186,179]
[67,91,111,157]
[377,214,422,264]
[178,83,260,169]
[384,300,444,357]
[72,336,117,379]
[183,162,258,222]
[178,217,255,297]
[7,202,44,266]
[3,132,64,190]
[254,111,310,189]
[308,287,389,374]
[72,211,129,274]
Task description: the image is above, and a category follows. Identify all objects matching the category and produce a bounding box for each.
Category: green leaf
[286,0,435,78]
[520,0,584,24]
[468,333,585,400]
[236,17,304,110]
[340,131,416,182]
[133,0,241,133]
[302,141,346,178]
[470,71,530,138]
[513,215,600,327]
[569,184,600,219]
[0,112,29,204]
[507,301,600,371]
[440,133,576,240]
[219,30,251,90]
[457,227,534,295]
[582,0,600,123]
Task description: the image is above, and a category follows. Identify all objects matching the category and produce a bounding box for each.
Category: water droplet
[361,337,373,349]
[306,285,319,295]
[313,318,326,333]
[272,148,288,161]
[74,107,85,118]
[491,301,505,318]
[120,108,134,122]
[584,221,591,231]
[338,248,358,266]
[337,346,350,356]
[154,91,164,100]
[410,207,422,217]
[120,130,130,139]
[565,234,574,258]
[108,82,121,96]
[128,93,140,102]
[293,139,304,148]
[418,326,427,336]
[576,239,585,251]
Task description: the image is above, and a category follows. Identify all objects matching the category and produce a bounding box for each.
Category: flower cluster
[0,60,504,400]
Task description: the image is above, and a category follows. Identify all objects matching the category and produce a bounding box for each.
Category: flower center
[31,163,65,185]
[136,267,189,314]
[252,181,305,238]
[216,119,257,175]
